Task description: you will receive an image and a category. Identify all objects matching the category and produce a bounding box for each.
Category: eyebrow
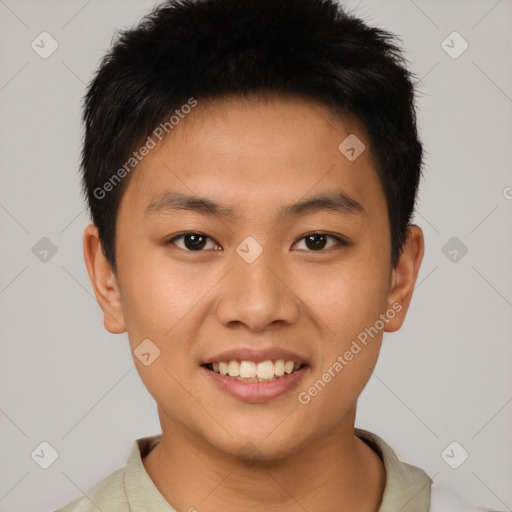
[144,190,364,220]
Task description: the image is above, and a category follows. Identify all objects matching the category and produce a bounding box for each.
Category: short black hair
[81,0,423,273]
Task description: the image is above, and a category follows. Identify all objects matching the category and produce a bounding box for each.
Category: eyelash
[164,231,349,252]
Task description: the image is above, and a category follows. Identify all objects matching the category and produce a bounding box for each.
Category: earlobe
[384,225,424,333]
[82,223,126,334]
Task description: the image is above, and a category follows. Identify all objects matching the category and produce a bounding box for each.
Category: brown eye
[294,233,346,251]
[166,232,219,251]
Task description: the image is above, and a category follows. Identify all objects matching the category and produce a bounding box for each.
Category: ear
[384,225,424,333]
[83,223,126,334]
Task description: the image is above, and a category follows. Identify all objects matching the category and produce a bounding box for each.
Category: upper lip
[203,347,309,365]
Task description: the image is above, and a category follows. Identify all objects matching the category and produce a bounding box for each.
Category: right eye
[165,232,222,252]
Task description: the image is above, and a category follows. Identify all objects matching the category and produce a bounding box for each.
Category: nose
[213,246,301,332]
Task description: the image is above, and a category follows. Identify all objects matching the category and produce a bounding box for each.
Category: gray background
[0,0,511,510]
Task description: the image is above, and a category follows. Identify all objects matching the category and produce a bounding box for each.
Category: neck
[142,409,385,512]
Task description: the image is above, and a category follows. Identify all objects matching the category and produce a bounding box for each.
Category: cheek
[296,267,387,426]
[298,255,390,341]
[115,245,218,403]
[295,249,388,393]
[116,242,204,339]
[314,272,385,390]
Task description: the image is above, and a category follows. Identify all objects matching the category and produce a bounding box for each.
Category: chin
[207,426,309,463]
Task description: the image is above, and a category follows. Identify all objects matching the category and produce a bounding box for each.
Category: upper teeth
[212,360,301,379]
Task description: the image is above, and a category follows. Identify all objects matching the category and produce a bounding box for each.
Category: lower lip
[202,365,308,403]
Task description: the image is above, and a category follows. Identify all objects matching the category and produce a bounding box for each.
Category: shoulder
[430,481,504,512]
[56,467,129,512]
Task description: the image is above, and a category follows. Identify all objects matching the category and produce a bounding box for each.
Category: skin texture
[83,95,424,512]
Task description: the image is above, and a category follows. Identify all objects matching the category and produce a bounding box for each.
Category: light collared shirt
[55,428,481,512]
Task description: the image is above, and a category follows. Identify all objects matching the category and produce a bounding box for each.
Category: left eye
[293,233,346,251]
[165,232,346,252]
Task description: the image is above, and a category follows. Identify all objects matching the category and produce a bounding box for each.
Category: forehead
[119,95,384,218]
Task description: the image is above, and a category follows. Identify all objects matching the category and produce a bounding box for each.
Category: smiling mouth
[203,359,307,383]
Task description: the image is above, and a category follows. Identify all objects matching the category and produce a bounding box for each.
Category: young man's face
[84,95,423,460]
